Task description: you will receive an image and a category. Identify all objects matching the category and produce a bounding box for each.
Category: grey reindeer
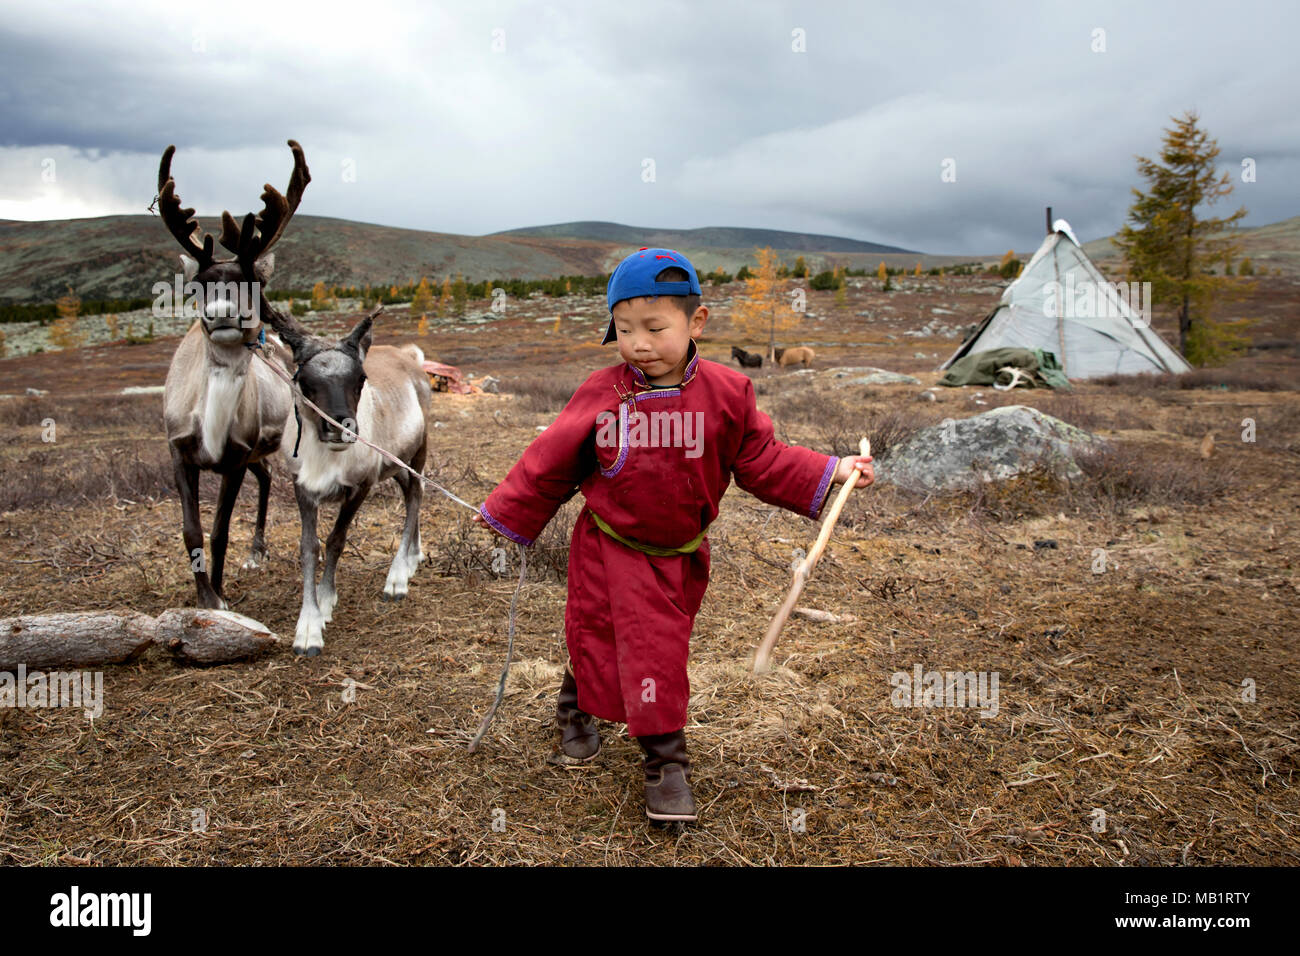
[274,309,432,656]
[158,140,309,609]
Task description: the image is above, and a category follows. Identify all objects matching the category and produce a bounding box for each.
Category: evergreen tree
[452,274,468,316]
[1113,110,1247,359]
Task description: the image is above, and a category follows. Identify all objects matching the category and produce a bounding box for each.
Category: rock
[875,405,1105,493]
[916,390,937,402]
[25,387,47,397]
[914,352,928,359]
[828,367,921,386]
[120,385,165,396]
[478,375,500,394]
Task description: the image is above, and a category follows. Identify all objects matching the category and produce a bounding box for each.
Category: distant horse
[731,346,762,368]
[774,346,815,368]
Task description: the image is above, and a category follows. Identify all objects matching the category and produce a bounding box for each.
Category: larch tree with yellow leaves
[729,247,799,363]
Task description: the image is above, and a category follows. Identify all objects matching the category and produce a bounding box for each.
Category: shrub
[504,373,584,413]
[1071,441,1237,511]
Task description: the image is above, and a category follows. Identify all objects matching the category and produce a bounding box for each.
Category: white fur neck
[291,386,381,497]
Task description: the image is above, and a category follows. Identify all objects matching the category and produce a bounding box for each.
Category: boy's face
[611,296,708,385]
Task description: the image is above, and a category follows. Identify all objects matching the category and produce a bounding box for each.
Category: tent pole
[1046,206,1052,235]
[1052,236,1067,377]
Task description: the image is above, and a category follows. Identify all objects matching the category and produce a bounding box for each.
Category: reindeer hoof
[294,646,321,657]
[380,591,405,602]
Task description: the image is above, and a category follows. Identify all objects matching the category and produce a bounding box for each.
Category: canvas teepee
[942,219,1191,379]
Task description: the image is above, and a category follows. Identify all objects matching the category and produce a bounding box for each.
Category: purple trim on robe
[681,340,700,385]
[480,503,534,547]
[808,456,839,519]
[599,390,686,479]
[599,403,630,478]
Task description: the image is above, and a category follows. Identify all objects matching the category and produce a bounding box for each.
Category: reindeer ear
[254,253,275,283]
[343,313,374,363]
[180,254,199,283]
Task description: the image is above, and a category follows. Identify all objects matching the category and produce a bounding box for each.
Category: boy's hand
[834,455,874,488]
[470,511,503,537]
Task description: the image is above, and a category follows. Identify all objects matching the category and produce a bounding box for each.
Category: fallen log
[0,609,279,671]
[153,609,279,664]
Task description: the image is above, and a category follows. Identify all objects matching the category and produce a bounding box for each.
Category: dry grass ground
[0,275,1297,865]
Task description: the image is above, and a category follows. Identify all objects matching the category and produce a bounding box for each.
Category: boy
[473,247,873,823]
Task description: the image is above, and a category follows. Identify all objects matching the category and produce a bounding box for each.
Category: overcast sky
[1,0,1295,255]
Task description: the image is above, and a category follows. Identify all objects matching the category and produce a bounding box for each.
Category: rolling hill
[1,212,1295,306]
[491,220,913,254]
[0,216,948,306]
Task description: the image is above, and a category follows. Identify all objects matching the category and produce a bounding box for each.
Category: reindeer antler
[218,139,312,268]
[156,145,216,270]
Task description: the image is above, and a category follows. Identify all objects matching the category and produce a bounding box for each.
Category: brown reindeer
[274,309,432,656]
[157,140,309,609]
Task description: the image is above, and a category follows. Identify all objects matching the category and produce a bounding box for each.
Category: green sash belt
[587,509,708,557]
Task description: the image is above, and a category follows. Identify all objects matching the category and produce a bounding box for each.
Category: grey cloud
[0,0,1295,253]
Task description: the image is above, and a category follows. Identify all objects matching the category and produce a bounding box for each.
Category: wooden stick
[753,438,870,674]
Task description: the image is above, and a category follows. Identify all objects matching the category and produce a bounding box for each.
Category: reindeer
[157,140,309,609]
[274,309,432,656]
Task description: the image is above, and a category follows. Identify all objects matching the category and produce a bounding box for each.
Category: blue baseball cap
[601,247,702,345]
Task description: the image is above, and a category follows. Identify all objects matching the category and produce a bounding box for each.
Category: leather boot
[552,667,600,764]
[637,730,698,823]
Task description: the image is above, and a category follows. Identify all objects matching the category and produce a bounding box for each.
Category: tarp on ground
[939,347,1072,390]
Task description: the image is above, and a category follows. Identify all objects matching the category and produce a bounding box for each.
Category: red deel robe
[480,340,838,735]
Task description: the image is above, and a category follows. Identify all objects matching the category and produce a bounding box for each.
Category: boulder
[876,405,1104,493]
[825,366,921,386]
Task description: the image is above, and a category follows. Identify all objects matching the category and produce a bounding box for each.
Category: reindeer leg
[383,446,425,601]
[171,443,223,610]
[210,465,246,604]
[317,482,370,625]
[242,460,272,570]
[406,441,427,570]
[293,481,325,656]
